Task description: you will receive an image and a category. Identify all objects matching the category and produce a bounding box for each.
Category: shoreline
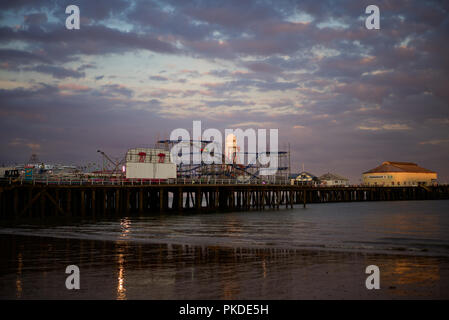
[0,230,448,258]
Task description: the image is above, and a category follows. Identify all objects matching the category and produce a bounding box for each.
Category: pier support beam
[115,189,120,216]
[2,185,448,218]
[81,190,85,217]
[196,189,202,210]
[303,190,307,208]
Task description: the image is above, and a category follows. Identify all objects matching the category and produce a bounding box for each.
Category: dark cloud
[0,49,50,69]
[149,75,168,81]
[0,84,170,164]
[1,0,130,21]
[128,0,211,41]
[203,79,297,94]
[63,0,130,22]
[0,24,178,64]
[0,83,58,100]
[101,84,134,98]
[77,64,96,71]
[24,12,48,25]
[0,0,51,11]
[183,0,281,30]
[25,65,85,79]
[245,62,283,74]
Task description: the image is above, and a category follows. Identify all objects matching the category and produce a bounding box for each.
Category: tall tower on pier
[225,134,238,164]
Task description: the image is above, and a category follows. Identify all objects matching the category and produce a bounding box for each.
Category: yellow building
[362,161,437,186]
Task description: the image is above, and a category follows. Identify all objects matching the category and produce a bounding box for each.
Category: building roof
[363,161,436,174]
[288,173,299,179]
[295,171,318,180]
[319,172,349,181]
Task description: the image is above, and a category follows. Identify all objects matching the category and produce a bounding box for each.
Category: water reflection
[16,252,22,299]
[379,258,441,297]
[2,201,448,257]
[262,258,267,279]
[1,234,448,299]
[119,218,131,239]
[117,252,126,300]
[115,242,129,300]
[222,278,240,300]
[368,208,441,237]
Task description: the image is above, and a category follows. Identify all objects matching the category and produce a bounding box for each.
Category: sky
[0,0,448,183]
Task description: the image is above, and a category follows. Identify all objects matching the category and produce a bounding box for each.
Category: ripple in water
[1,200,449,257]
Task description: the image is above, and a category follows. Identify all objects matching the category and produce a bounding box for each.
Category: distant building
[362,161,437,186]
[291,171,319,185]
[319,172,349,186]
[125,148,176,180]
[0,167,19,178]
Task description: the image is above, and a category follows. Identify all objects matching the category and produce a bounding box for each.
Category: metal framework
[155,139,290,181]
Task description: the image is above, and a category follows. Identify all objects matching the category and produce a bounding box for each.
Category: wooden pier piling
[0,183,448,219]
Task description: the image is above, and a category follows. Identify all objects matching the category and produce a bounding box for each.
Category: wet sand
[1,234,448,299]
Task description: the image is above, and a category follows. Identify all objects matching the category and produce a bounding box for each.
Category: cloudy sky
[0,0,448,182]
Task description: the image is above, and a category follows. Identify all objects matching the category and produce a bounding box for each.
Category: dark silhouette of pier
[1,182,448,218]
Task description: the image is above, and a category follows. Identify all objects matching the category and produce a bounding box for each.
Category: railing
[0,177,292,186]
[1,177,445,188]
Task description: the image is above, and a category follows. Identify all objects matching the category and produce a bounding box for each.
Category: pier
[0,181,448,218]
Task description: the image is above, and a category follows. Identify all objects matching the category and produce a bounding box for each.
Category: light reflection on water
[1,235,448,299]
[119,218,131,239]
[15,253,22,299]
[0,200,449,299]
[117,251,126,300]
[1,200,448,257]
